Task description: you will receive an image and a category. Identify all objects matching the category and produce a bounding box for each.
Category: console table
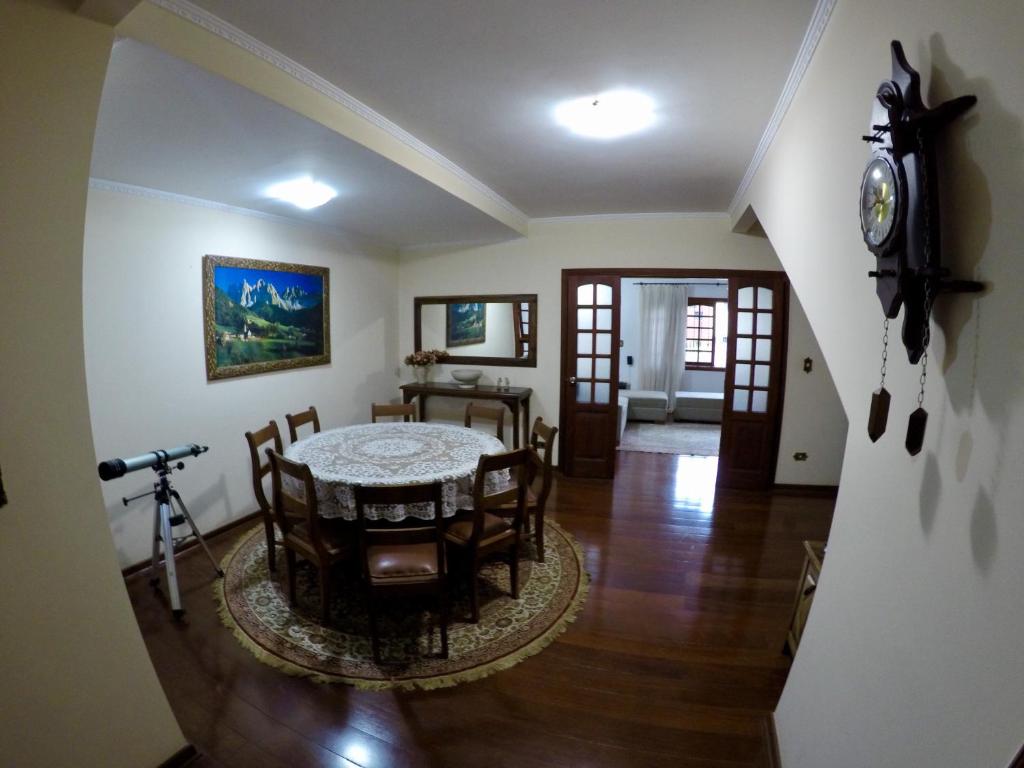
[400,381,533,448]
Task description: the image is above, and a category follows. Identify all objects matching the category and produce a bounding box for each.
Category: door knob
[568,376,577,384]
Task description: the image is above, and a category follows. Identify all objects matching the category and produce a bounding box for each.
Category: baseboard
[121,510,262,578]
[763,713,782,768]
[158,744,200,768]
[773,483,839,498]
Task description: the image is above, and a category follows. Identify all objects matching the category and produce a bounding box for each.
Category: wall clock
[862,41,982,454]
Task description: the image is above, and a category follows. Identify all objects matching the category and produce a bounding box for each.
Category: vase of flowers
[404,349,449,383]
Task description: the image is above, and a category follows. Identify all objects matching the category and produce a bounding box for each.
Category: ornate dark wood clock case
[861,41,982,453]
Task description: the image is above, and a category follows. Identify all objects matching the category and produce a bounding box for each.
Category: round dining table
[284,422,507,521]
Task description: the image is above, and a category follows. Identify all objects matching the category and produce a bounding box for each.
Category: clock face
[860,156,899,248]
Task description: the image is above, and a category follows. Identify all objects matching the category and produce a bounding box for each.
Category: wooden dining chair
[371,402,417,423]
[506,417,558,562]
[244,420,284,572]
[464,402,505,442]
[267,450,352,625]
[445,448,529,623]
[285,405,321,444]
[353,482,448,663]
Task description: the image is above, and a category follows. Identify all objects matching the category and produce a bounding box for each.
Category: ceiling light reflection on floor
[265,175,338,209]
[342,741,371,765]
[553,89,657,139]
[672,455,718,515]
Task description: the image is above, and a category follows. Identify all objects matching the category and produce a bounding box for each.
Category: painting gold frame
[202,254,330,380]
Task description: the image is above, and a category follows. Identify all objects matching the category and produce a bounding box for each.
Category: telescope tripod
[126,463,223,618]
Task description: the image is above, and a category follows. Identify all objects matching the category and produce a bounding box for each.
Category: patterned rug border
[213,521,590,691]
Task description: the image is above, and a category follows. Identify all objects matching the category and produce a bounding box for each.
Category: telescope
[97,444,208,481]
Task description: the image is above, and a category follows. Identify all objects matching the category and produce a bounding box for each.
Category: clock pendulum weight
[868,317,891,443]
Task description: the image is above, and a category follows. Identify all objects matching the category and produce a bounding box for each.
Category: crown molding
[88,178,391,253]
[728,0,838,218]
[148,0,528,233]
[530,212,730,226]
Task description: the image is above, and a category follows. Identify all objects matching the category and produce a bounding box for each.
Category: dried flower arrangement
[403,349,449,367]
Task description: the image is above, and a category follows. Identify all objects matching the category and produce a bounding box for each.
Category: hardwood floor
[129,451,834,768]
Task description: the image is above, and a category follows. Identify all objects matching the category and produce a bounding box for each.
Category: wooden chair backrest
[267,450,327,556]
[353,482,445,578]
[244,420,283,514]
[469,448,529,541]
[528,417,558,508]
[464,402,505,442]
[285,405,320,444]
[371,402,417,423]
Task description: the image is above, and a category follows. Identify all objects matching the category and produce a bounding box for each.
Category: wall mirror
[414,294,537,367]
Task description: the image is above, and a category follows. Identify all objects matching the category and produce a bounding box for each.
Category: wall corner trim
[764,713,783,768]
[146,0,528,233]
[157,744,200,768]
[728,0,838,219]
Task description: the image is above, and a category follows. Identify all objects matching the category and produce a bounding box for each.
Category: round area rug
[215,522,588,690]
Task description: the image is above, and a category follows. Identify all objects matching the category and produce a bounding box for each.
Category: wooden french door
[559,273,620,478]
[717,274,789,489]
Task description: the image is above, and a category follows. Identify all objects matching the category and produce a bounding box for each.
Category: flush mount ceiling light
[265,176,338,210]
[553,89,657,139]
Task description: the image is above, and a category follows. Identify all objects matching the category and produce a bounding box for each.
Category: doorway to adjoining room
[617,276,726,460]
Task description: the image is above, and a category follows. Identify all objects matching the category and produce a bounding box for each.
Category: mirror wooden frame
[414,294,537,367]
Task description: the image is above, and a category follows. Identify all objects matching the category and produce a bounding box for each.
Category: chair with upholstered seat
[285,405,320,444]
[370,402,417,423]
[464,402,505,443]
[244,420,284,571]
[353,482,448,663]
[267,450,352,625]
[445,448,529,623]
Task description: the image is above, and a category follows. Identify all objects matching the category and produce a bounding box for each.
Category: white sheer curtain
[637,284,688,412]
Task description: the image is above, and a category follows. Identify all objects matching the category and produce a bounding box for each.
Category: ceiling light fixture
[265,176,338,210]
[553,89,657,140]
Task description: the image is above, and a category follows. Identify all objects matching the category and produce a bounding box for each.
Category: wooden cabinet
[785,540,825,655]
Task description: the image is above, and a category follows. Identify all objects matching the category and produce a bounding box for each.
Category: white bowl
[451,369,483,388]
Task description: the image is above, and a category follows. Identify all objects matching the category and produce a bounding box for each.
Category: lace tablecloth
[284,422,507,521]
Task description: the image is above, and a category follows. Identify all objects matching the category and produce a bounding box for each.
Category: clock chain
[906,128,933,456]
[868,317,891,442]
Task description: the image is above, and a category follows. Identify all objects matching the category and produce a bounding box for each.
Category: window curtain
[637,284,688,412]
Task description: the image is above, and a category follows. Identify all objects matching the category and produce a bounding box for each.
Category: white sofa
[621,389,670,423]
[673,390,724,423]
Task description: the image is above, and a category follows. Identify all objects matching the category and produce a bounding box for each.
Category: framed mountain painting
[202,255,330,380]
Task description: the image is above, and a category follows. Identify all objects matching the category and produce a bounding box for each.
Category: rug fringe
[213,522,590,691]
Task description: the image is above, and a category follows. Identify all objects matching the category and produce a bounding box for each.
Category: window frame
[685,298,724,371]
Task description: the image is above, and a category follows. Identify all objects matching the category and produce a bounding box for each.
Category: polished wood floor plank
[129,450,833,767]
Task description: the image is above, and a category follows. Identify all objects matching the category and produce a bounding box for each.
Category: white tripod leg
[158,499,184,617]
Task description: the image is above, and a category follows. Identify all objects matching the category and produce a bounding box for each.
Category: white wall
[84,189,400,567]
[399,215,847,484]
[0,4,187,766]
[738,0,1024,765]
[776,288,848,485]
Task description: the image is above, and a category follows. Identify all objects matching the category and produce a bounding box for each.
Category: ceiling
[91,39,519,249]
[92,0,819,246]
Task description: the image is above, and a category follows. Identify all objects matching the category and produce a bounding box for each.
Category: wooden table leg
[507,399,518,448]
[523,396,530,448]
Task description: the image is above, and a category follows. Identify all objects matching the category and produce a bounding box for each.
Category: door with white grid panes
[559,273,620,478]
[718,274,788,489]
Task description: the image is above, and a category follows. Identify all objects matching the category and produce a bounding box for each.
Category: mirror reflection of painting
[446,302,486,347]
[415,295,536,366]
